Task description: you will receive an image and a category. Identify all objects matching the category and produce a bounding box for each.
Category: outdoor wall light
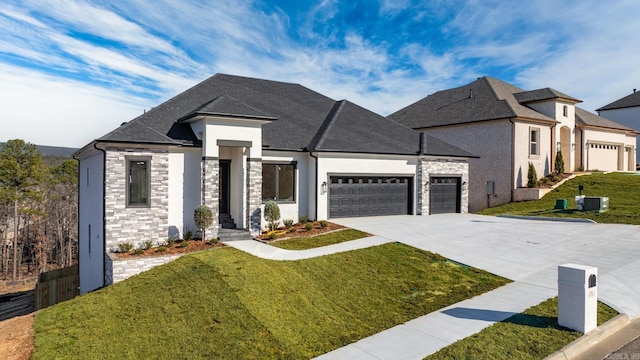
[556,141,561,151]
[462,181,467,190]
[321,181,328,194]
[571,143,576,150]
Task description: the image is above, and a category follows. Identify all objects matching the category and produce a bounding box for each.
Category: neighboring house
[390,77,637,212]
[75,74,475,293]
[597,89,640,165]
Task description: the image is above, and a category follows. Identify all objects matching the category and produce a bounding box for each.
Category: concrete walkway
[224,214,640,359]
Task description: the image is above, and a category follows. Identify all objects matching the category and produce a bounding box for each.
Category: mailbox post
[558,264,598,333]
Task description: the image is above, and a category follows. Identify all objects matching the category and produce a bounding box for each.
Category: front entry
[219,161,234,228]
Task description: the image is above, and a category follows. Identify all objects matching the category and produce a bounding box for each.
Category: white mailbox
[558,264,598,333]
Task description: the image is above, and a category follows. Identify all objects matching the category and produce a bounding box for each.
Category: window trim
[562,105,568,117]
[262,161,297,203]
[529,127,540,157]
[126,156,151,207]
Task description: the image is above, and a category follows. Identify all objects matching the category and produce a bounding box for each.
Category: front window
[127,159,149,206]
[262,163,295,202]
[530,128,539,156]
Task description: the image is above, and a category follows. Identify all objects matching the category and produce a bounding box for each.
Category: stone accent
[105,252,183,285]
[246,159,262,234]
[201,158,219,239]
[104,149,169,251]
[418,159,470,215]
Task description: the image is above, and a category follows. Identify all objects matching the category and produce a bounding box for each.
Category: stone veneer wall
[105,149,169,251]
[104,252,183,285]
[201,158,219,239]
[246,159,262,234]
[417,159,469,215]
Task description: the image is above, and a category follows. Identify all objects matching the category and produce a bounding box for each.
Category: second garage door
[429,177,461,214]
[329,176,412,218]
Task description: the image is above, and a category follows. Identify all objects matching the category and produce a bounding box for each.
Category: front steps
[218,228,253,241]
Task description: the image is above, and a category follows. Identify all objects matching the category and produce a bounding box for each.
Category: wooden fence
[35,264,79,310]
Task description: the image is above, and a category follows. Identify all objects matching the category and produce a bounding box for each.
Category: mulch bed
[537,172,573,188]
[114,240,224,259]
[255,221,345,242]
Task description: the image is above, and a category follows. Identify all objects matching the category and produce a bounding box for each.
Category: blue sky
[1,0,639,147]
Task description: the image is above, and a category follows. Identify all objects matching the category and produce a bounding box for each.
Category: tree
[0,139,43,281]
[264,200,280,231]
[527,162,538,188]
[194,205,213,240]
[555,150,565,174]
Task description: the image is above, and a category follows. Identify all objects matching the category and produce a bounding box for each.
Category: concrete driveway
[333,214,640,318]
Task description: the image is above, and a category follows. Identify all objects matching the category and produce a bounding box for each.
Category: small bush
[268,232,278,239]
[180,241,189,248]
[194,205,213,240]
[320,220,328,228]
[167,238,176,247]
[142,240,154,250]
[289,227,297,233]
[527,162,538,188]
[208,238,219,245]
[539,177,551,186]
[156,246,167,253]
[117,242,134,253]
[133,249,144,255]
[305,223,313,231]
[264,201,281,231]
[298,215,308,224]
[183,230,193,241]
[578,165,584,172]
[283,219,294,228]
[555,150,565,174]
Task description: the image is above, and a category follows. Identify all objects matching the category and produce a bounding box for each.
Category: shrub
[208,238,219,245]
[167,238,176,247]
[264,200,281,231]
[578,165,584,172]
[305,223,313,231]
[117,242,134,253]
[283,219,294,228]
[194,205,213,240]
[183,230,193,241]
[142,240,154,250]
[180,240,189,248]
[527,162,538,188]
[288,227,297,233]
[555,150,565,174]
[268,232,278,239]
[539,177,551,186]
[320,220,328,228]
[298,215,308,224]
[133,249,144,255]
[156,246,167,253]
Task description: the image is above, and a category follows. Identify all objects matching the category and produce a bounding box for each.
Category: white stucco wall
[316,153,418,220]
[581,127,636,171]
[202,119,263,158]
[78,148,105,294]
[167,148,201,239]
[423,120,513,212]
[513,121,554,186]
[598,106,640,160]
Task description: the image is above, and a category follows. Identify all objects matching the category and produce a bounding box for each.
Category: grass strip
[33,244,509,359]
[426,297,619,360]
[270,228,369,250]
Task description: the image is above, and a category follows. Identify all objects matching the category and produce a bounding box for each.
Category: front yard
[33,244,509,359]
[479,172,640,225]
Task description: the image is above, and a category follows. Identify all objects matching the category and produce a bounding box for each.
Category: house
[75,74,475,293]
[390,77,637,212]
[597,89,640,165]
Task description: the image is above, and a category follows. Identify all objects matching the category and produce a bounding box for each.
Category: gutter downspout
[71,151,81,291]
[309,151,319,221]
[509,119,515,203]
[93,142,107,289]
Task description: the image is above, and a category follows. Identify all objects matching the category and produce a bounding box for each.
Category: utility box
[558,264,598,333]
[575,195,585,211]
[555,199,567,210]
[583,197,609,212]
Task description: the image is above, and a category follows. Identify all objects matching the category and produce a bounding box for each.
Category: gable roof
[597,90,640,111]
[575,107,636,132]
[513,88,581,104]
[389,77,556,129]
[94,74,473,157]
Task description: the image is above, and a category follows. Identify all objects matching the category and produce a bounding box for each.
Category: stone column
[202,157,219,239]
[245,158,262,234]
[417,159,430,216]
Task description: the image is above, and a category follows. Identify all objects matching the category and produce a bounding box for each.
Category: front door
[219,161,231,215]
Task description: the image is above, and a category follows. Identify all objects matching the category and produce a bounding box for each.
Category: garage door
[587,143,619,171]
[429,177,461,214]
[329,176,412,218]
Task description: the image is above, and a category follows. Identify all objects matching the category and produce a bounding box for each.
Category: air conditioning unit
[582,197,609,212]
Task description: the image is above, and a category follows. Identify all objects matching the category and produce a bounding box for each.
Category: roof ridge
[482,77,517,118]
[306,100,345,151]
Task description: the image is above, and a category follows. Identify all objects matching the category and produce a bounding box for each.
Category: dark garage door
[329,176,412,218]
[429,177,461,214]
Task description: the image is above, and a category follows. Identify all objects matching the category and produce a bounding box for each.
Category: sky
[1,0,639,148]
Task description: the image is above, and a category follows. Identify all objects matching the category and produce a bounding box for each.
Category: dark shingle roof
[575,107,635,131]
[597,91,640,111]
[95,74,473,157]
[513,88,581,104]
[421,133,477,158]
[389,77,556,128]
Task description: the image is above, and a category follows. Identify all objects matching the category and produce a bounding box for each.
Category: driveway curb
[498,214,597,224]
[545,313,631,360]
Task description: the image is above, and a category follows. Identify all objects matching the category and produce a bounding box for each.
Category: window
[529,128,539,156]
[563,105,568,117]
[262,163,295,202]
[127,158,149,206]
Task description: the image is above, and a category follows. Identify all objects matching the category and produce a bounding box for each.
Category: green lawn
[426,297,619,360]
[479,172,640,225]
[270,228,369,250]
[33,244,509,359]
